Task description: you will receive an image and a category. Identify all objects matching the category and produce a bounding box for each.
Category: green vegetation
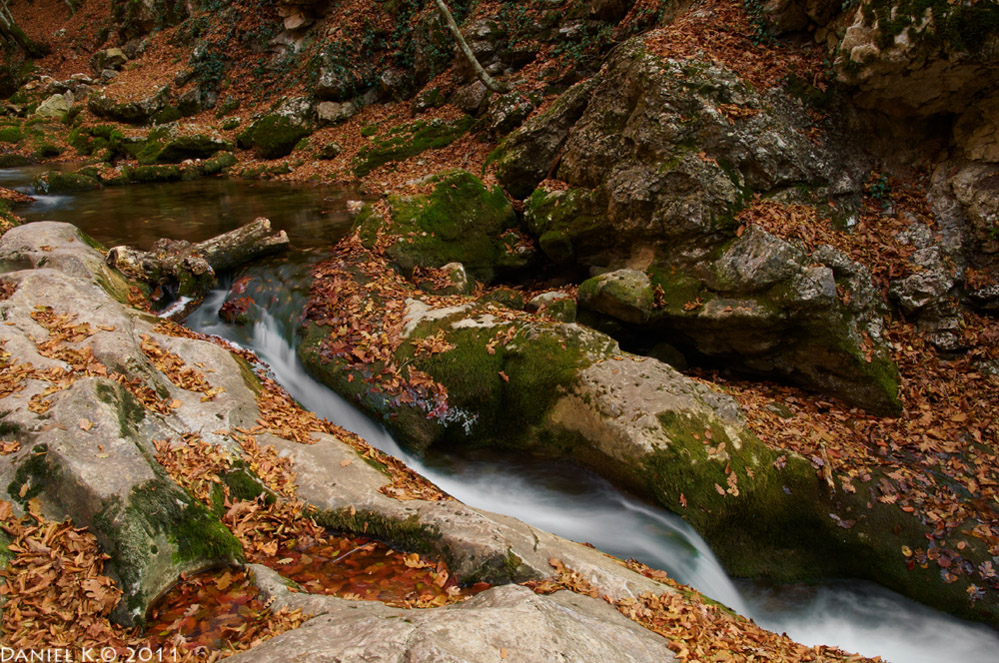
[353,117,473,177]
[236,113,311,159]
[867,0,999,53]
[7,445,55,506]
[384,169,517,283]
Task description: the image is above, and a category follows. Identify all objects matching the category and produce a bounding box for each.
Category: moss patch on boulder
[382,169,517,283]
[237,114,311,160]
[352,116,473,177]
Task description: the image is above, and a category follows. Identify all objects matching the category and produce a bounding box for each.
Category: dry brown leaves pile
[0,500,134,651]
[140,334,225,401]
[150,316,448,502]
[153,433,463,609]
[0,499,309,658]
[644,0,826,91]
[711,184,999,602]
[305,235,454,419]
[735,179,933,291]
[528,558,877,663]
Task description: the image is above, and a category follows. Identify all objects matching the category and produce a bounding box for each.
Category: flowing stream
[8,173,999,662]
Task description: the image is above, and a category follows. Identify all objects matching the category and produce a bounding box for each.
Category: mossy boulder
[378,169,518,284]
[577,269,654,325]
[352,117,474,177]
[0,126,24,143]
[129,164,182,183]
[154,134,233,163]
[32,170,101,194]
[626,229,900,415]
[236,113,311,160]
[88,86,172,125]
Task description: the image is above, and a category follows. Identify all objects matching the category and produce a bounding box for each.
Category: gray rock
[485,92,535,138]
[33,93,72,120]
[316,141,342,160]
[449,80,491,116]
[88,84,171,125]
[229,581,676,663]
[0,223,245,624]
[89,48,128,76]
[315,100,358,126]
[495,77,596,198]
[578,269,653,324]
[832,2,999,117]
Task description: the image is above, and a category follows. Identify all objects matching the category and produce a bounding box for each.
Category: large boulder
[88,85,172,125]
[496,35,899,413]
[354,169,518,284]
[497,36,864,239]
[0,223,244,624]
[236,97,315,159]
[574,227,902,414]
[228,580,677,663]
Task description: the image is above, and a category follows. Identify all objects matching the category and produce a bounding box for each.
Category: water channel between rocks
[10,172,999,663]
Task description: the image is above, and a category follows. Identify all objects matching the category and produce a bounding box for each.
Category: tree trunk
[433,0,510,94]
[106,217,290,303]
[0,3,50,58]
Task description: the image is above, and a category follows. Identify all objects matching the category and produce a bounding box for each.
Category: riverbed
[9,172,999,662]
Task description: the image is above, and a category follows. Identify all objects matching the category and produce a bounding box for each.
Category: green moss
[236,114,311,160]
[93,478,243,609]
[385,169,517,283]
[7,444,55,506]
[313,508,440,556]
[32,142,64,159]
[867,0,999,53]
[32,171,101,194]
[524,187,606,264]
[642,413,834,578]
[0,529,12,569]
[353,117,473,177]
[151,105,182,125]
[197,151,237,176]
[129,165,182,183]
[95,381,146,438]
[646,262,713,317]
[0,126,24,143]
[411,318,597,447]
[352,205,385,249]
[223,462,275,505]
[0,154,32,167]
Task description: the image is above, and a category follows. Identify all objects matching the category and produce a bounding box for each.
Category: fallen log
[106,216,289,305]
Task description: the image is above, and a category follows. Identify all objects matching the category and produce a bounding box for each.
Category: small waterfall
[184,270,999,663]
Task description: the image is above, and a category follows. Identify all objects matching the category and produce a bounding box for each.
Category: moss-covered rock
[94,478,243,623]
[152,134,233,164]
[380,169,518,284]
[32,170,101,194]
[236,113,311,160]
[88,86,172,125]
[352,117,473,177]
[129,164,182,183]
[577,269,654,325]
